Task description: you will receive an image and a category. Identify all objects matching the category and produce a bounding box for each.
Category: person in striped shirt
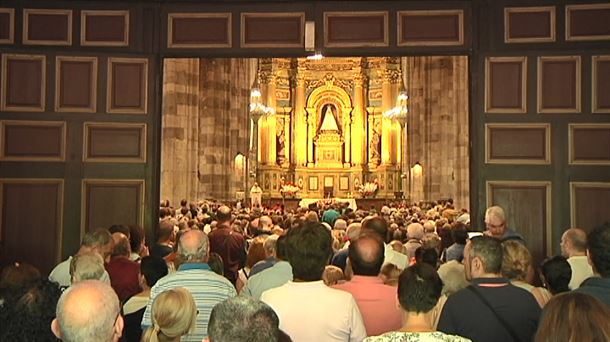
[141,230,236,342]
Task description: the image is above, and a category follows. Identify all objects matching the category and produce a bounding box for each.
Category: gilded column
[351,71,366,166]
[344,110,351,166]
[258,70,270,165]
[294,68,307,166]
[307,112,314,166]
[381,70,392,165]
[282,113,290,167]
[267,76,277,165]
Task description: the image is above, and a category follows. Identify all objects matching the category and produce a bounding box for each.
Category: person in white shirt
[261,221,367,342]
[560,228,594,289]
[363,216,409,269]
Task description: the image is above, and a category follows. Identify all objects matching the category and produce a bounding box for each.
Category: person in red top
[333,234,404,335]
[105,233,141,302]
[208,206,246,286]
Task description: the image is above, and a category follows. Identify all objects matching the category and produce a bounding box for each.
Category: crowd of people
[0,197,609,342]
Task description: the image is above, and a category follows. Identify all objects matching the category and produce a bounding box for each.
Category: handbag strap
[466,285,522,342]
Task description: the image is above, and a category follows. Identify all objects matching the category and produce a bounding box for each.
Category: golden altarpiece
[253,57,406,199]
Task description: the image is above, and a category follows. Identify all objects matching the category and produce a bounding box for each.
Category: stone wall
[403,56,470,210]
[161,58,255,204]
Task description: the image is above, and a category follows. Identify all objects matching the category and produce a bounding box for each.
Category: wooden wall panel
[168,13,231,48]
[55,56,97,112]
[592,55,610,113]
[571,183,610,232]
[566,4,610,41]
[1,54,45,112]
[324,12,388,47]
[23,9,72,45]
[569,124,610,165]
[538,56,581,113]
[1,121,65,161]
[81,10,129,47]
[398,10,464,46]
[106,57,148,114]
[82,180,144,234]
[0,8,14,44]
[485,57,527,113]
[504,7,555,43]
[0,179,63,276]
[486,124,550,164]
[84,122,146,162]
[241,13,304,48]
[488,181,551,261]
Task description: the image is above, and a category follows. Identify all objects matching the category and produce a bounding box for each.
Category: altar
[250,57,406,201]
[299,198,357,210]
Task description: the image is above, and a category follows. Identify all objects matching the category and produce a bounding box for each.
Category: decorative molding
[592,55,610,113]
[568,123,610,165]
[80,179,145,238]
[106,57,148,114]
[566,4,610,41]
[1,54,46,112]
[83,122,147,163]
[81,10,129,47]
[397,10,464,46]
[0,178,64,257]
[55,56,98,113]
[485,123,551,164]
[324,11,389,48]
[240,12,304,48]
[23,8,72,46]
[570,182,610,228]
[504,6,555,43]
[485,56,527,113]
[168,13,232,48]
[0,8,15,44]
[537,56,581,113]
[0,120,66,161]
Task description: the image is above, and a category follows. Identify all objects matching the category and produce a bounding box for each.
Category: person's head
[362,216,389,243]
[560,228,588,257]
[284,221,332,281]
[177,230,209,263]
[587,222,610,278]
[415,247,439,269]
[141,288,197,342]
[246,236,268,269]
[128,225,146,256]
[464,236,503,280]
[70,252,107,284]
[0,262,41,291]
[540,256,571,295]
[216,206,232,224]
[534,292,610,342]
[259,216,273,231]
[263,234,279,259]
[406,222,425,241]
[333,219,347,231]
[108,225,130,239]
[275,234,288,261]
[451,222,469,246]
[380,263,401,286]
[346,223,362,242]
[485,206,507,238]
[110,233,131,258]
[157,221,175,243]
[1,279,61,341]
[140,256,168,289]
[208,252,224,276]
[322,265,345,286]
[348,234,385,276]
[208,296,280,342]
[52,280,123,342]
[398,263,443,314]
[501,240,532,282]
[81,228,113,261]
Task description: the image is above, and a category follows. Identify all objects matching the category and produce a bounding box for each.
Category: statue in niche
[370,127,381,161]
[319,104,340,132]
[276,117,286,165]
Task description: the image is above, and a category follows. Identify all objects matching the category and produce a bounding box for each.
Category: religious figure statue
[276,118,286,165]
[370,128,381,161]
[250,182,262,208]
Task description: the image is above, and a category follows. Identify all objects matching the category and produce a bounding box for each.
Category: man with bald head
[142,230,236,341]
[51,280,123,342]
[332,234,403,336]
[208,205,246,285]
[561,227,594,289]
